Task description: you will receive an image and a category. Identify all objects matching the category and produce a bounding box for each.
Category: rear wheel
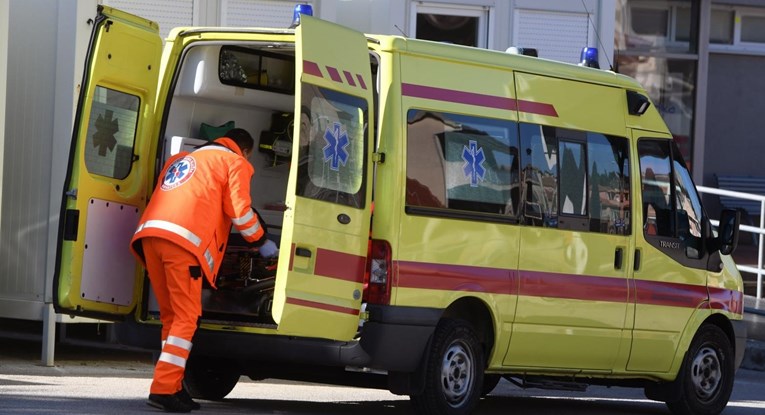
[411,319,484,415]
[184,356,240,400]
[665,324,735,415]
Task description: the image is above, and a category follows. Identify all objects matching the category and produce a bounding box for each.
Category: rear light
[365,239,391,305]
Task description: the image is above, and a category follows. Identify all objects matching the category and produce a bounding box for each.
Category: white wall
[0,0,9,233]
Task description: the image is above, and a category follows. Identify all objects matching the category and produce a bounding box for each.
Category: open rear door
[54,6,162,320]
[272,16,374,340]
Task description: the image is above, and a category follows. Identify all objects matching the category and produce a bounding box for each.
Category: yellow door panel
[271,16,374,340]
[55,6,161,319]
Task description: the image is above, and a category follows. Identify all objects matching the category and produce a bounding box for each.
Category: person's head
[224,128,254,158]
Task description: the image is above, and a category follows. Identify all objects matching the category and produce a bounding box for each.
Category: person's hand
[258,239,279,259]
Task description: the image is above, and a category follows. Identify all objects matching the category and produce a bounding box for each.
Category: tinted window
[406,110,519,217]
[84,86,139,179]
[638,140,673,237]
[559,140,587,216]
[639,138,705,258]
[588,134,631,235]
[520,124,559,227]
[296,85,367,208]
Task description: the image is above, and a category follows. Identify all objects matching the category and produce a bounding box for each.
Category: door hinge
[372,152,385,164]
[65,188,78,200]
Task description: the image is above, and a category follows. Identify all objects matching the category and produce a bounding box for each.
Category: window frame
[409,2,491,49]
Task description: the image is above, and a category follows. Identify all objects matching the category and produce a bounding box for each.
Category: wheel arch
[442,296,496,367]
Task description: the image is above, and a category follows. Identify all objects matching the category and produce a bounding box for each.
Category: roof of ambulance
[367,34,644,91]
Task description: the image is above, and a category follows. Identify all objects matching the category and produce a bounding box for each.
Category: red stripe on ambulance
[286,297,360,315]
[396,260,742,313]
[303,60,368,90]
[315,248,366,283]
[303,60,323,77]
[397,261,517,294]
[401,82,558,117]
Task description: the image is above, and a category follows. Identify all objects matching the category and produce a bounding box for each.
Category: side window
[638,140,673,237]
[296,85,367,209]
[671,142,704,257]
[406,110,520,218]
[84,86,139,179]
[588,134,631,235]
[638,139,704,258]
[559,140,587,216]
[520,124,558,227]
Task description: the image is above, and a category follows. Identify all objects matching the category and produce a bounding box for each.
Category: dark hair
[224,128,254,153]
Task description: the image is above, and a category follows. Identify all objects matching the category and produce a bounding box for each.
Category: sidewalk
[742,295,765,371]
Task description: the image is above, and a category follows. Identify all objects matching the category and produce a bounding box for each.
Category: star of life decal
[161,156,196,191]
[322,122,350,171]
[462,140,486,187]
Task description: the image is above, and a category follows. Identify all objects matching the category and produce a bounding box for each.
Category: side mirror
[718,209,741,256]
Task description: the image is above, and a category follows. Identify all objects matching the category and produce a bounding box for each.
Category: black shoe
[177,388,201,410]
[147,393,193,413]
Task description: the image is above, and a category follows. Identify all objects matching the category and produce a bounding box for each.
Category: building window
[741,15,765,44]
[710,9,735,44]
[410,3,488,48]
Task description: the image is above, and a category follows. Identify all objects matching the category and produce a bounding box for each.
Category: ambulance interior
[151,43,299,326]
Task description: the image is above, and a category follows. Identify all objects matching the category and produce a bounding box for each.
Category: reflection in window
[638,139,704,257]
[296,85,366,208]
[84,86,139,179]
[520,124,558,227]
[559,141,587,216]
[638,140,672,237]
[672,145,703,256]
[588,134,630,235]
[406,110,519,217]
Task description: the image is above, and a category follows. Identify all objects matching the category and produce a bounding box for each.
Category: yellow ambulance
[54,6,746,415]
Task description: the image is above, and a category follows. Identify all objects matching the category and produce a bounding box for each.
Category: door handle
[614,247,624,270]
[295,247,312,258]
[634,249,641,271]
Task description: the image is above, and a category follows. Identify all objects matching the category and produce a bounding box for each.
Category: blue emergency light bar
[291,4,314,28]
[579,47,600,69]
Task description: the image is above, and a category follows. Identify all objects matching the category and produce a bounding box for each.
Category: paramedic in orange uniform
[130,128,278,412]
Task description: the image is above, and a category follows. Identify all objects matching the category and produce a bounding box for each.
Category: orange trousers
[142,237,203,395]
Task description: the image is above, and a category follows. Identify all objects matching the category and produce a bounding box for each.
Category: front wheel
[411,319,484,415]
[665,324,735,415]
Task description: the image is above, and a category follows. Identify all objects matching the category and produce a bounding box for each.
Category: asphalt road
[1,337,764,415]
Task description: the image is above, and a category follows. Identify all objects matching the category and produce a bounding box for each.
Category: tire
[183,356,240,401]
[665,324,735,415]
[411,319,484,415]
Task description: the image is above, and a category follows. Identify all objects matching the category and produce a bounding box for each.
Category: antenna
[394,24,408,37]
[580,0,614,71]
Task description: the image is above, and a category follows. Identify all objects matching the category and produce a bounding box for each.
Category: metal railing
[697,185,765,300]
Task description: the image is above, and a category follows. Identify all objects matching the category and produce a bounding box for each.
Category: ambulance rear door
[272,15,374,340]
[54,6,162,320]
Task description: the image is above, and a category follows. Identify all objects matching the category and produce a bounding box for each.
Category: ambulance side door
[271,16,374,340]
[54,6,161,320]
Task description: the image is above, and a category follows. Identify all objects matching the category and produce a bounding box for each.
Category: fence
[697,185,765,300]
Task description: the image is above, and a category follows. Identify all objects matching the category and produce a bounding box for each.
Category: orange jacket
[131,137,265,287]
